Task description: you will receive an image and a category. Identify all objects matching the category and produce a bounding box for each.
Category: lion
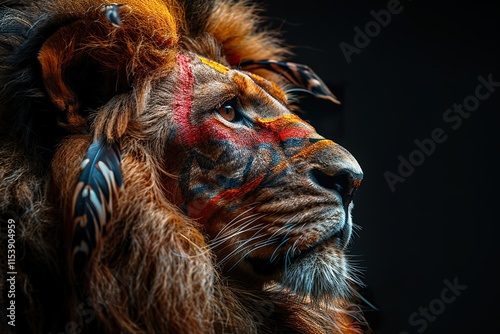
[0,0,366,333]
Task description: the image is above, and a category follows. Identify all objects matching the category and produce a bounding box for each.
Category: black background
[264,1,499,333]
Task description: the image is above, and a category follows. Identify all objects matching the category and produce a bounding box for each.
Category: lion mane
[0,1,366,333]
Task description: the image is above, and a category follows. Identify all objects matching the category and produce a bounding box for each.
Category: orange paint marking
[291,140,337,162]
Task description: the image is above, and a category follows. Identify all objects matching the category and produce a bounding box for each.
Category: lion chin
[242,211,356,304]
[278,238,351,302]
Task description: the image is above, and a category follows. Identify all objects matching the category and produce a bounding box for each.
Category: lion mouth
[246,222,350,277]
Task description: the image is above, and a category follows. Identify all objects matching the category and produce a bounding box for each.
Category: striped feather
[102,3,124,28]
[71,138,123,277]
[240,59,340,104]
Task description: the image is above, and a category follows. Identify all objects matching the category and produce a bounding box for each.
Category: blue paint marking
[216,174,244,189]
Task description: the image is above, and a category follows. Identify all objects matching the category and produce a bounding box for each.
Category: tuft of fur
[0,1,366,333]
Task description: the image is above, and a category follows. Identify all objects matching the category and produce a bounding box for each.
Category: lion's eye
[218,103,236,122]
[215,99,247,125]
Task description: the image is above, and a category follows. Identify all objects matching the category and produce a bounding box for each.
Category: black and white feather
[102,3,124,27]
[71,138,123,277]
[241,59,340,104]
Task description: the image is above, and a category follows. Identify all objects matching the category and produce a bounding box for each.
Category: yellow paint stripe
[199,56,229,73]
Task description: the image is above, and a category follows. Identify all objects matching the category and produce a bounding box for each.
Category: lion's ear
[36,3,180,135]
[38,29,85,132]
[37,21,129,133]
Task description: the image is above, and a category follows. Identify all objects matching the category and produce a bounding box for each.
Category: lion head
[0,1,365,333]
[168,55,363,298]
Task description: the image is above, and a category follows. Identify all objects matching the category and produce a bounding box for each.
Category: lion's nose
[311,168,363,207]
[309,141,363,207]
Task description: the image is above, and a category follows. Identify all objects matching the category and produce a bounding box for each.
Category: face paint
[256,114,316,142]
[198,56,229,73]
[185,113,337,220]
[173,54,198,146]
[171,55,340,224]
[246,72,287,103]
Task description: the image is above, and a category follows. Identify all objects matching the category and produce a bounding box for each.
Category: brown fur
[0,1,367,333]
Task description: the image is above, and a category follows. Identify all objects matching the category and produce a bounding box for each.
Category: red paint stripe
[278,127,311,141]
[256,114,315,142]
[200,175,265,218]
[173,54,198,145]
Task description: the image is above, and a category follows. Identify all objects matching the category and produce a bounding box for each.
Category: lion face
[157,54,363,300]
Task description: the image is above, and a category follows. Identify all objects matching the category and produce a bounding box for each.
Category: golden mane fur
[0,1,366,333]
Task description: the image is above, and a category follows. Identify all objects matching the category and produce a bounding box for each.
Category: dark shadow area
[264,1,500,333]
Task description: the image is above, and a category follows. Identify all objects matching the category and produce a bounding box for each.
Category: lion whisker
[243,238,281,257]
[210,224,266,253]
[212,204,260,240]
[212,212,260,242]
[218,236,264,267]
[268,212,301,240]
[216,214,280,268]
[216,223,270,267]
[268,215,302,263]
[225,238,279,272]
[209,213,267,249]
[211,212,263,240]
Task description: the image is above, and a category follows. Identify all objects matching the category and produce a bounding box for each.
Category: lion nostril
[311,168,363,206]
